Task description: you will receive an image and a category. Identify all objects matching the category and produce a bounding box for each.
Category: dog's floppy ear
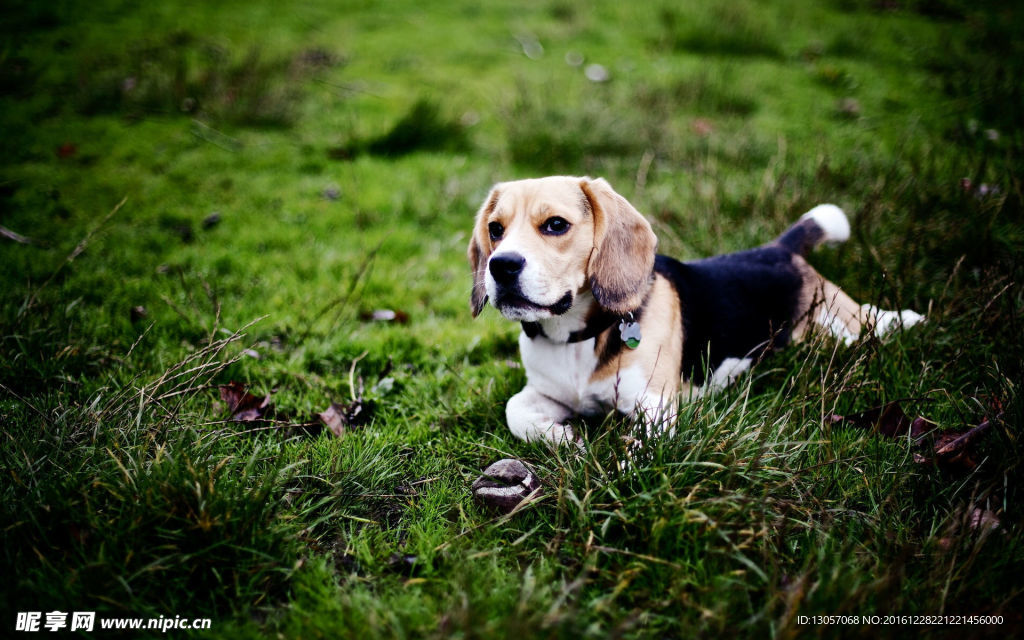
[581,177,657,315]
[468,186,501,317]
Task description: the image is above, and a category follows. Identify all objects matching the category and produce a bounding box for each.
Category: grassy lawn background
[2,0,1022,636]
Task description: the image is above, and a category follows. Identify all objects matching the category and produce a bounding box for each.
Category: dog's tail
[775,204,850,256]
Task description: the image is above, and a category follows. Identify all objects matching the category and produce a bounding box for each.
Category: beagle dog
[468,176,923,445]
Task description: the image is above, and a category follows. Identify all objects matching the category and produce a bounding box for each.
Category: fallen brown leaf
[316,397,375,437]
[219,381,273,422]
[359,309,410,324]
[968,507,1001,533]
[829,401,935,438]
[317,402,348,437]
[918,414,1002,473]
[833,403,1004,474]
[934,505,1003,553]
[935,416,998,458]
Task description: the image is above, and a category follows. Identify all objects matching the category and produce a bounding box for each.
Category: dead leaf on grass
[968,507,1001,533]
[829,401,935,438]
[918,414,1001,473]
[934,416,998,458]
[317,402,347,437]
[359,309,410,324]
[316,397,375,437]
[219,381,273,422]
[936,505,1002,551]
[832,403,1003,473]
[316,353,381,437]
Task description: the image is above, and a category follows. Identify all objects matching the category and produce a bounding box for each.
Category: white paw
[709,357,754,389]
[899,309,926,329]
[544,423,579,447]
[818,307,859,346]
[861,304,926,338]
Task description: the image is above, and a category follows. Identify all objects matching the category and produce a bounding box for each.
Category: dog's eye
[488,221,504,241]
[540,217,570,236]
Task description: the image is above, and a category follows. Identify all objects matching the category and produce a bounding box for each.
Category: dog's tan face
[469,176,657,321]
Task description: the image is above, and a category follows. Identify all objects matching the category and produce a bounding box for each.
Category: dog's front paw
[507,412,582,447]
[506,386,581,447]
[547,423,579,446]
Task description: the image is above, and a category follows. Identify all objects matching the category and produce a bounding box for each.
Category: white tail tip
[801,204,850,244]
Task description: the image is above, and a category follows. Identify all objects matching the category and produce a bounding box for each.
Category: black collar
[521,308,621,344]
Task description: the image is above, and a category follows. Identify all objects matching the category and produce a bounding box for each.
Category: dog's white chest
[518,333,616,415]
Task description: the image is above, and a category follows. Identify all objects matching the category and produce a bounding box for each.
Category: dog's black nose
[489,253,525,285]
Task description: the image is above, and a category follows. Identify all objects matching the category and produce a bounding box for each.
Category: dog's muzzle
[488,252,573,317]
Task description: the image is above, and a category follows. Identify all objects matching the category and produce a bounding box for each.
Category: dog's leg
[612,391,678,470]
[802,280,924,345]
[506,386,577,445]
[804,281,863,346]
[604,362,683,441]
[706,357,754,391]
[685,357,755,400]
[859,304,925,337]
[631,391,680,440]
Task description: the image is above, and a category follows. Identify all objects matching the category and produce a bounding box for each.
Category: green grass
[2,0,1022,637]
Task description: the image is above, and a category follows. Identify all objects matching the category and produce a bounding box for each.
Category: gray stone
[471,459,542,514]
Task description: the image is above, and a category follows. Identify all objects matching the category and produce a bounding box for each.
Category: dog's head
[468,176,657,321]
